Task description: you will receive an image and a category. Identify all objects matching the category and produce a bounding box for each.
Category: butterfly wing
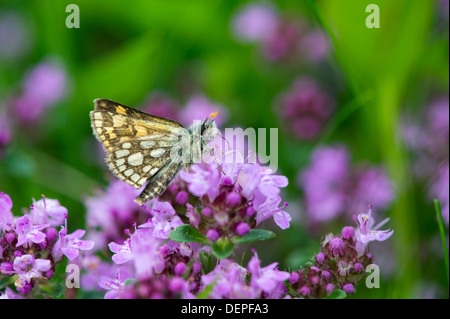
[134,161,183,205]
[90,99,185,192]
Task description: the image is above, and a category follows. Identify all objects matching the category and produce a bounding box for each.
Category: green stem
[434,199,449,286]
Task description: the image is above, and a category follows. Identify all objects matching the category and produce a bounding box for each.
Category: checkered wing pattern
[90,99,185,204]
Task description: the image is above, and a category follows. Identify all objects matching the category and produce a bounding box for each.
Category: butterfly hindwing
[105,137,175,189]
[134,161,183,205]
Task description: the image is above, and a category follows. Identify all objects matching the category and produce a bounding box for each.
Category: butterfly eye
[200,121,208,135]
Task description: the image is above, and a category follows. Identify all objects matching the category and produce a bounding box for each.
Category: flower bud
[206,229,220,242]
[353,263,364,273]
[326,283,334,295]
[315,252,325,264]
[321,270,332,282]
[192,261,202,275]
[342,283,355,294]
[289,272,299,284]
[226,192,241,208]
[221,176,233,186]
[246,206,256,218]
[175,191,188,205]
[341,226,355,240]
[299,286,310,297]
[329,237,345,257]
[169,277,185,293]
[45,228,58,244]
[5,232,16,244]
[174,262,187,276]
[235,222,250,236]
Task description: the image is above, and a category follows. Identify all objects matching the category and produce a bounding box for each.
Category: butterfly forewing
[90,99,186,195]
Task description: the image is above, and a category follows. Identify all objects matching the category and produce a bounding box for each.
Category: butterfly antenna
[220,134,231,151]
[215,157,227,176]
[201,155,227,176]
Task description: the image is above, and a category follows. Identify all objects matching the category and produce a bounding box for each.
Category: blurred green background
[0,0,448,298]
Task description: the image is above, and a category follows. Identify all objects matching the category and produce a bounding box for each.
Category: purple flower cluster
[178,149,291,239]
[231,2,330,62]
[98,226,202,299]
[298,145,394,222]
[0,192,93,296]
[275,76,334,140]
[290,206,393,298]
[200,250,289,299]
[79,144,295,298]
[79,133,393,299]
[13,59,69,123]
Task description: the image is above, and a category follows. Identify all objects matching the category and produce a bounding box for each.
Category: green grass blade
[434,199,449,287]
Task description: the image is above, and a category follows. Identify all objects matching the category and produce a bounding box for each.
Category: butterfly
[90,99,218,205]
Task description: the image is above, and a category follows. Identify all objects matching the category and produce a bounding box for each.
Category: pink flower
[31,196,67,227]
[231,3,278,42]
[354,205,394,249]
[98,267,133,299]
[109,228,165,279]
[247,250,289,296]
[299,145,394,222]
[146,200,183,239]
[14,59,69,123]
[277,77,334,140]
[13,254,51,293]
[53,226,94,261]
[14,214,49,248]
[0,192,14,231]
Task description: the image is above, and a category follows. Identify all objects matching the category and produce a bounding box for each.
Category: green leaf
[212,237,234,259]
[231,229,276,244]
[199,251,217,274]
[168,225,210,244]
[196,283,215,299]
[324,289,347,299]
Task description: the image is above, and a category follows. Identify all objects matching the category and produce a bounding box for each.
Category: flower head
[178,149,291,242]
[1,193,91,296]
[276,77,334,140]
[13,253,51,294]
[14,59,69,123]
[298,145,394,223]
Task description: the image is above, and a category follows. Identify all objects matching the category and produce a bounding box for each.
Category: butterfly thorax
[185,119,218,165]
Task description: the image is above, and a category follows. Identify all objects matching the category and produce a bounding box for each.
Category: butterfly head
[199,113,218,146]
